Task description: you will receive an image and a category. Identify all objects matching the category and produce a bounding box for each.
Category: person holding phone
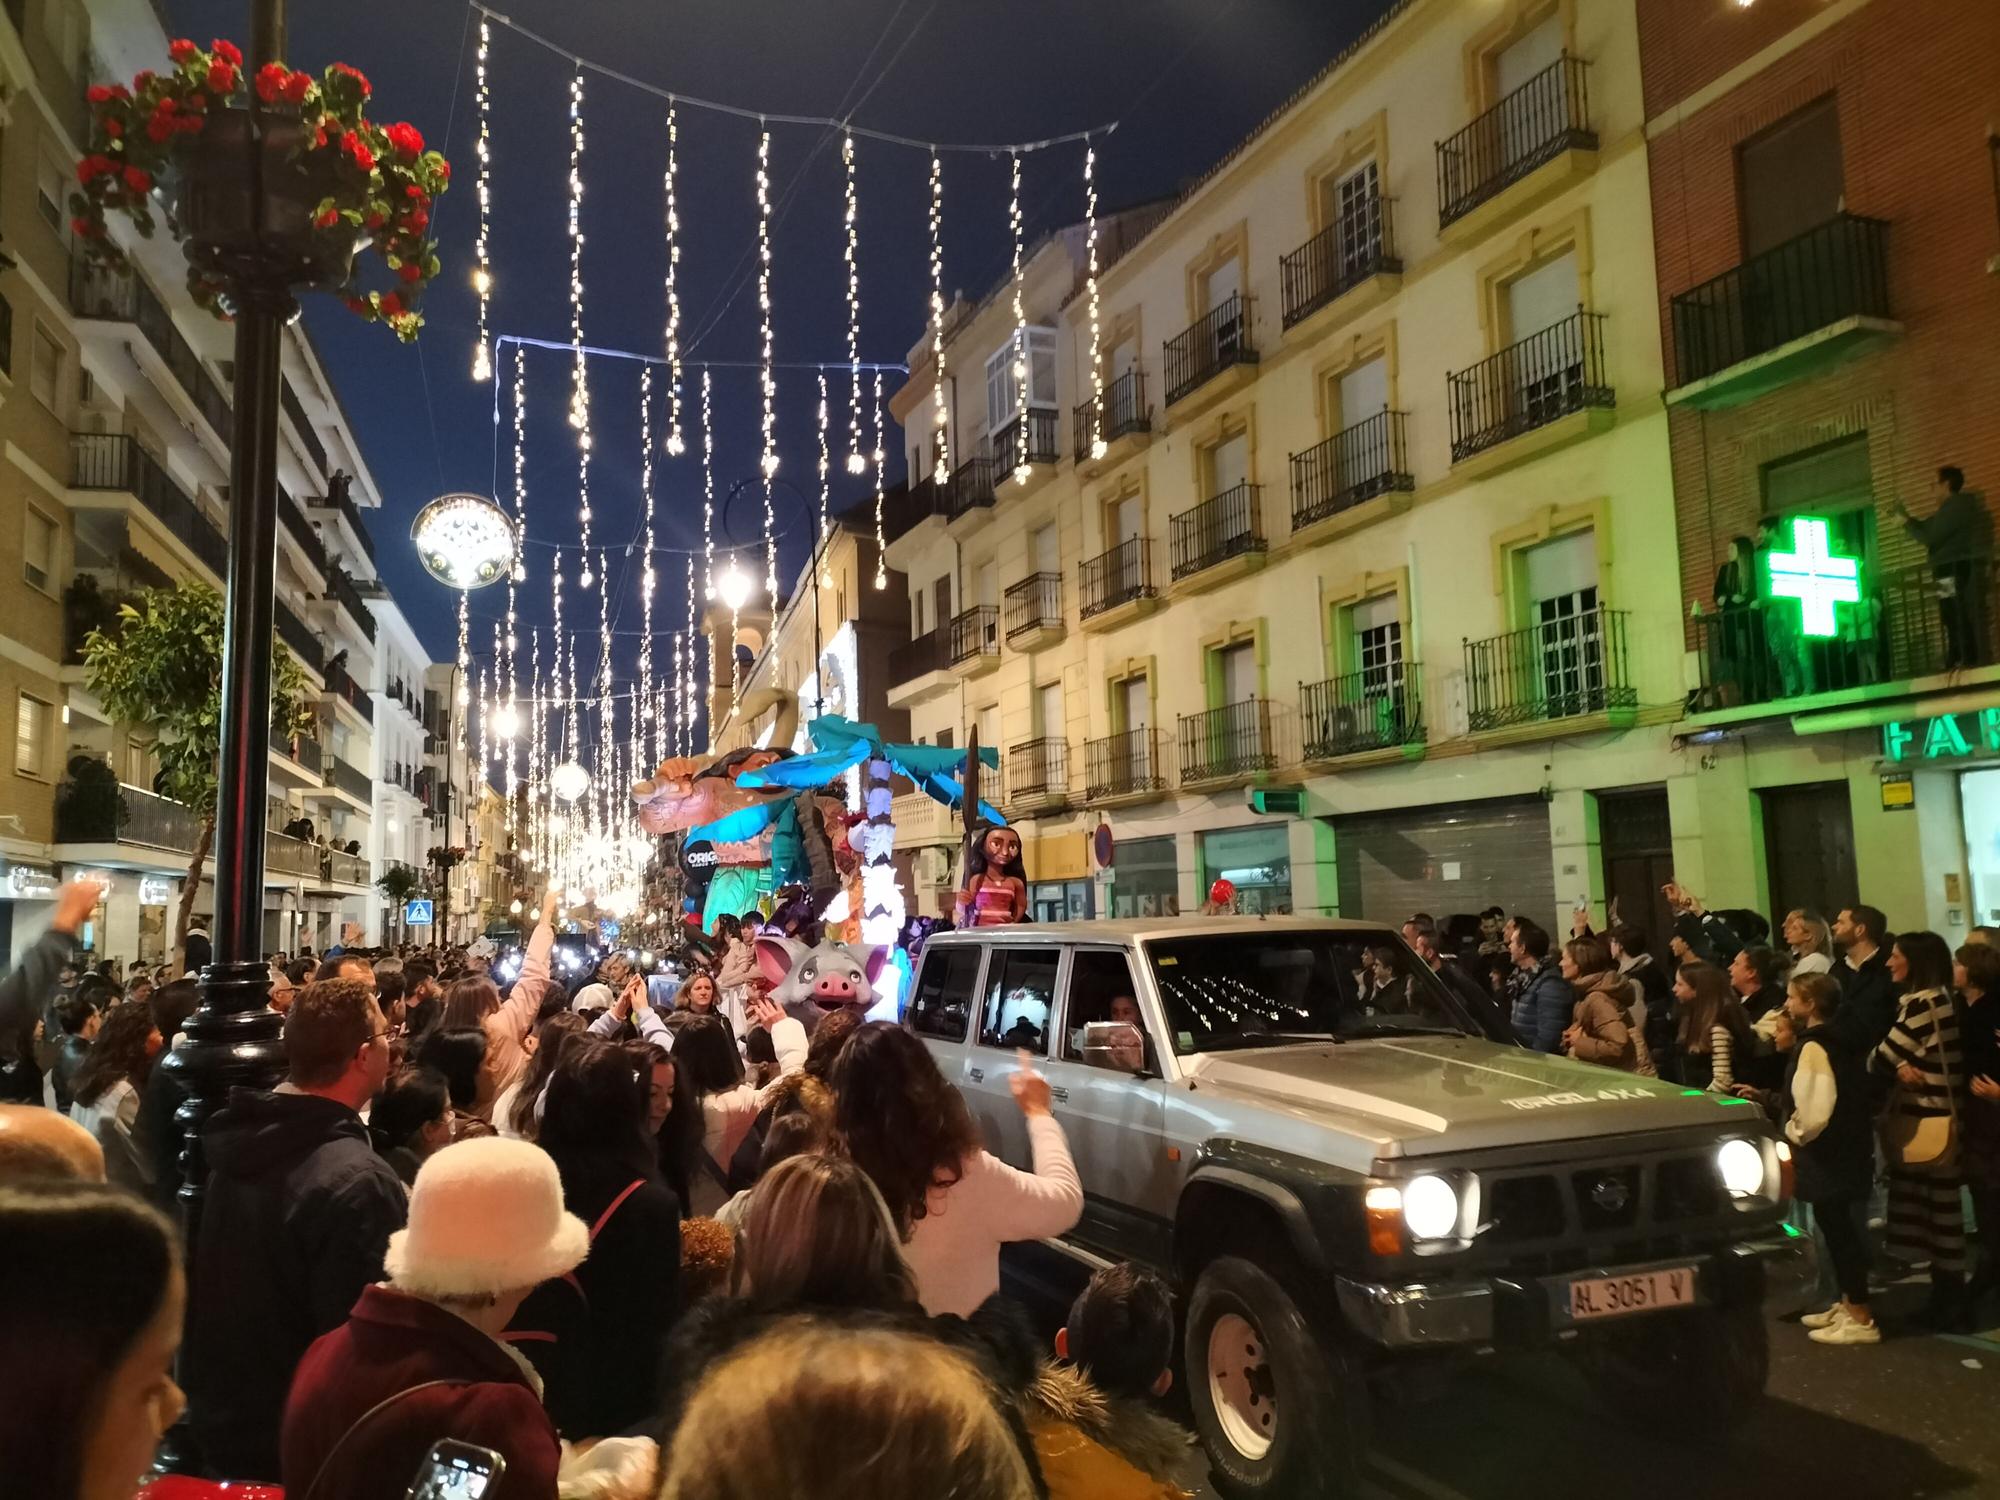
[282,1136,588,1500]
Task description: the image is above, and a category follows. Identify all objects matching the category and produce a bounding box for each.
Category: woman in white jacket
[66,1000,162,1192]
[675,995,807,1216]
[833,1022,1083,1318]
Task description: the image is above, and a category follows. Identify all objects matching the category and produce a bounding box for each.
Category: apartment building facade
[1641,0,2000,937]
[887,0,1685,936]
[0,0,408,963]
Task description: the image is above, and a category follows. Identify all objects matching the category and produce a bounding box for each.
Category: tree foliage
[80,579,317,817]
[376,863,424,904]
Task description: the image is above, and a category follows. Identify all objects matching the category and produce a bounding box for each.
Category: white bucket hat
[384,1137,589,1297]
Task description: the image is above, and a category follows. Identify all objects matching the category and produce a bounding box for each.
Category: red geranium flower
[314,206,340,228]
[283,71,312,104]
[396,260,422,284]
[340,130,375,173]
[134,70,154,88]
[403,207,429,233]
[104,118,123,137]
[363,210,385,229]
[345,297,372,316]
[255,62,289,103]
[385,121,423,159]
[211,39,242,67]
[206,60,236,92]
[330,62,371,97]
[379,291,404,317]
[87,83,114,103]
[168,38,198,63]
[123,166,152,193]
[146,117,173,143]
[70,216,96,237]
[314,125,329,147]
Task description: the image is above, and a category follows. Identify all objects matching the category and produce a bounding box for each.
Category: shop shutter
[1333,795,1554,927]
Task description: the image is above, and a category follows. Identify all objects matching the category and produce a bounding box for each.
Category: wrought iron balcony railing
[1084,727,1166,800]
[1164,293,1257,406]
[1448,310,1612,462]
[1080,538,1156,619]
[1073,369,1150,461]
[1170,482,1265,581]
[1464,604,1634,731]
[1281,191,1400,327]
[1670,213,1891,387]
[945,456,998,522]
[323,754,373,803]
[1003,572,1063,641]
[1006,737,1069,804]
[948,605,999,667]
[324,660,374,723]
[1437,54,1595,228]
[888,625,949,685]
[1301,667,1424,759]
[1291,409,1413,529]
[992,409,1058,474]
[1179,699,1278,783]
[54,783,201,852]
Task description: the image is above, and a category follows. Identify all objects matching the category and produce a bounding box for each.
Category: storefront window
[1962,767,2000,925]
[1200,825,1293,915]
[1108,836,1180,919]
[1029,879,1093,923]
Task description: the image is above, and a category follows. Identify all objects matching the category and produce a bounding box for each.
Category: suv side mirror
[1082,1020,1150,1075]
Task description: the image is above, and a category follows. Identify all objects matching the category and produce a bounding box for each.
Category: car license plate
[1567,1265,1695,1322]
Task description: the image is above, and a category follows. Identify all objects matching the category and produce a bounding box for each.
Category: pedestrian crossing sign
[405,898,435,925]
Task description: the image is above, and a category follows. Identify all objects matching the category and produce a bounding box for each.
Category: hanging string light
[927,147,948,485]
[529,628,546,869]
[567,68,594,580]
[816,368,831,586]
[638,367,658,767]
[662,100,686,457]
[871,367,887,589]
[471,14,493,382]
[1007,149,1030,484]
[755,125,779,605]
[595,546,615,839]
[509,346,529,584]
[700,367,716,598]
[842,131,866,476]
[455,591,472,790]
[683,553,697,756]
[1084,136,1106,462]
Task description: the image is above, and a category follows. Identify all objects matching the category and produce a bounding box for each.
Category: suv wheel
[1185,1253,1368,1498]
[1584,1300,1768,1434]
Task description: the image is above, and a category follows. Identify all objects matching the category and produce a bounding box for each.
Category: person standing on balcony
[1896,466,1991,669]
[1755,515,1811,699]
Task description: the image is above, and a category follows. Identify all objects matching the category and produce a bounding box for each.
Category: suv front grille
[1478,1146,1728,1248]
[1571,1168,1641,1232]
[1486,1173,1565,1242]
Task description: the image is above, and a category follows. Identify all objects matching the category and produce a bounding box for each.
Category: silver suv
[907,917,1814,1499]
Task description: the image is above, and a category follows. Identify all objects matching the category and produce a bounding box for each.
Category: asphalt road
[1004,1253,2000,1500]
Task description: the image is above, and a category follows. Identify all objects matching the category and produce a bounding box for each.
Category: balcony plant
[80,580,316,967]
[54,754,127,843]
[69,39,449,340]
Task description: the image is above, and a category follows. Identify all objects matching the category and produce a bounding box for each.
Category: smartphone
[406,1439,506,1499]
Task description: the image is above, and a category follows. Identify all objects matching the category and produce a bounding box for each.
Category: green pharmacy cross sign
[1766,516,1861,639]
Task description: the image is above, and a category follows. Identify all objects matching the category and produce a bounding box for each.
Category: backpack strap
[301,1379,472,1500]
[593,1177,648,1238]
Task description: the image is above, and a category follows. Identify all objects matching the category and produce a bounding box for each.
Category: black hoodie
[184,1086,407,1481]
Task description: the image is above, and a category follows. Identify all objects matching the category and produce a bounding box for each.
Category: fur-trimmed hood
[1026,1361,1189,1483]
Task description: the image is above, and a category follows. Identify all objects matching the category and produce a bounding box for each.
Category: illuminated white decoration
[843,131,866,475]
[471,14,493,382]
[1084,137,1106,461]
[661,100,685,456]
[928,148,948,484]
[716,558,753,612]
[411,492,515,590]
[551,760,590,803]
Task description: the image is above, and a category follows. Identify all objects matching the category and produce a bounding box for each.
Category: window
[1198,825,1293,916]
[29,323,61,410]
[1319,159,1384,278]
[1523,531,1605,714]
[1116,674,1149,733]
[1351,593,1403,687]
[1333,355,1389,491]
[36,152,70,234]
[23,507,56,593]
[1204,431,1248,499]
[1036,681,1063,739]
[1060,949,1145,1062]
[16,694,51,779]
[977,946,1060,1055]
[985,328,1058,436]
[1216,641,1257,705]
[908,945,981,1040]
[1739,96,1843,258]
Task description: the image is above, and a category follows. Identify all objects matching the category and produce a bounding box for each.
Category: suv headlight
[1403,1174,1460,1240]
[1717,1138,1765,1197]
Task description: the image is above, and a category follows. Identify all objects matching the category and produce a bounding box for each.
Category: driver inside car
[1067,993,1146,1072]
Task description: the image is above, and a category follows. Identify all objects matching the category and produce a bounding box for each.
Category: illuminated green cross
[1766,516,1860,639]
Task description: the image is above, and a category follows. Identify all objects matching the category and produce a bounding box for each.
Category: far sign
[404,898,435,925]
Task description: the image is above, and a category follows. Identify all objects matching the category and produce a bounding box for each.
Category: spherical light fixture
[490,703,521,740]
[716,558,753,612]
[509,898,523,915]
[411,492,516,590]
[551,760,591,803]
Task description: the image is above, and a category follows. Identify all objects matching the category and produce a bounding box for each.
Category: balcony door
[1108,493,1143,599]
[1739,96,1843,258]
[1492,15,1565,164]
[1319,160,1383,283]
[1351,592,1408,746]
[1335,356,1389,495]
[1033,523,1059,579]
[1206,431,1248,502]
[1114,675,1151,787]
[1203,257,1243,361]
[1523,531,1605,716]
[1505,250,1581,426]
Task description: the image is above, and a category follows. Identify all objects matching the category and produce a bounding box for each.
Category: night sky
[161,0,1393,684]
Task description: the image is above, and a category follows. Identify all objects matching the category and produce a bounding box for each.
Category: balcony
[1464,604,1635,732]
[279,487,327,575]
[281,378,332,481]
[1448,310,1613,472]
[316,846,372,886]
[1164,293,1258,409]
[885,626,956,709]
[1005,737,1069,812]
[69,253,234,448]
[1003,572,1064,650]
[1179,700,1280,785]
[265,831,319,880]
[948,605,1000,677]
[415,766,440,813]
[70,432,225,578]
[309,482,379,563]
[1079,538,1158,630]
[1170,482,1266,592]
[320,754,373,805]
[1281,193,1401,331]
[325,568,379,643]
[1301,667,1425,762]
[54,783,201,856]
[324,659,374,724]
[1688,559,1997,715]
[991,409,1059,488]
[271,728,324,787]
[1668,214,1896,410]
[1073,369,1151,471]
[274,601,323,675]
[1084,727,1169,803]
[943,456,999,532]
[1291,410,1414,534]
[1437,54,1596,236]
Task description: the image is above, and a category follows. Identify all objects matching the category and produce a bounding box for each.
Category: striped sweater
[1873,987,1964,1117]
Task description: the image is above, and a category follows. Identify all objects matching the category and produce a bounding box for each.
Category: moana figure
[956,821,1027,928]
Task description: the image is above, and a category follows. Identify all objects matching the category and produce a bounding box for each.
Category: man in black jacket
[0,879,99,1102]
[184,976,404,1481]
[1831,904,1898,1053]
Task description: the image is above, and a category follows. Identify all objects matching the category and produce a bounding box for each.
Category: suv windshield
[1144,930,1477,1053]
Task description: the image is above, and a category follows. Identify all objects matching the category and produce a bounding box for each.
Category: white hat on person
[383,1137,589,1297]
[571,982,614,1014]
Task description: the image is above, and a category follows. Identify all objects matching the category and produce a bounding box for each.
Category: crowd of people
[0,878,1206,1500]
[1404,889,2000,1343]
